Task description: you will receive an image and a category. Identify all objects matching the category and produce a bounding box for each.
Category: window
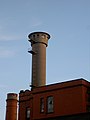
[37,34,39,37]
[40,98,44,113]
[41,34,45,38]
[26,108,30,120]
[47,96,54,113]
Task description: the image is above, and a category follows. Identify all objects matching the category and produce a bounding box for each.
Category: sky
[0,0,90,119]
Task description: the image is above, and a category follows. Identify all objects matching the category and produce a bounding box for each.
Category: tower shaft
[32,43,46,87]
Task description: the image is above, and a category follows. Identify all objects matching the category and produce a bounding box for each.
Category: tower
[5,93,18,120]
[28,32,50,89]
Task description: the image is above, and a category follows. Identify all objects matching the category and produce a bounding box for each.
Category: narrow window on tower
[47,96,54,113]
[26,107,30,120]
[40,98,44,113]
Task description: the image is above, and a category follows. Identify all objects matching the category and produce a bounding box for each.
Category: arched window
[26,107,30,120]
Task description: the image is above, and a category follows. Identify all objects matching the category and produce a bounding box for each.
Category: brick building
[18,78,90,120]
[5,32,90,120]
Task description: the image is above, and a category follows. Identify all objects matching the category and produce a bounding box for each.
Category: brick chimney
[5,93,18,120]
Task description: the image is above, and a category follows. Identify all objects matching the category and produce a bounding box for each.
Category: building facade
[18,78,90,120]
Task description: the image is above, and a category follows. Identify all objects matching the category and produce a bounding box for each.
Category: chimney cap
[7,93,18,100]
[28,31,50,39]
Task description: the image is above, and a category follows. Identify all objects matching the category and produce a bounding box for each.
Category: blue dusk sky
[0,0,90,119]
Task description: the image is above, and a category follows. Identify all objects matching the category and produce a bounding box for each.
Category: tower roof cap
[28,31,50,39]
